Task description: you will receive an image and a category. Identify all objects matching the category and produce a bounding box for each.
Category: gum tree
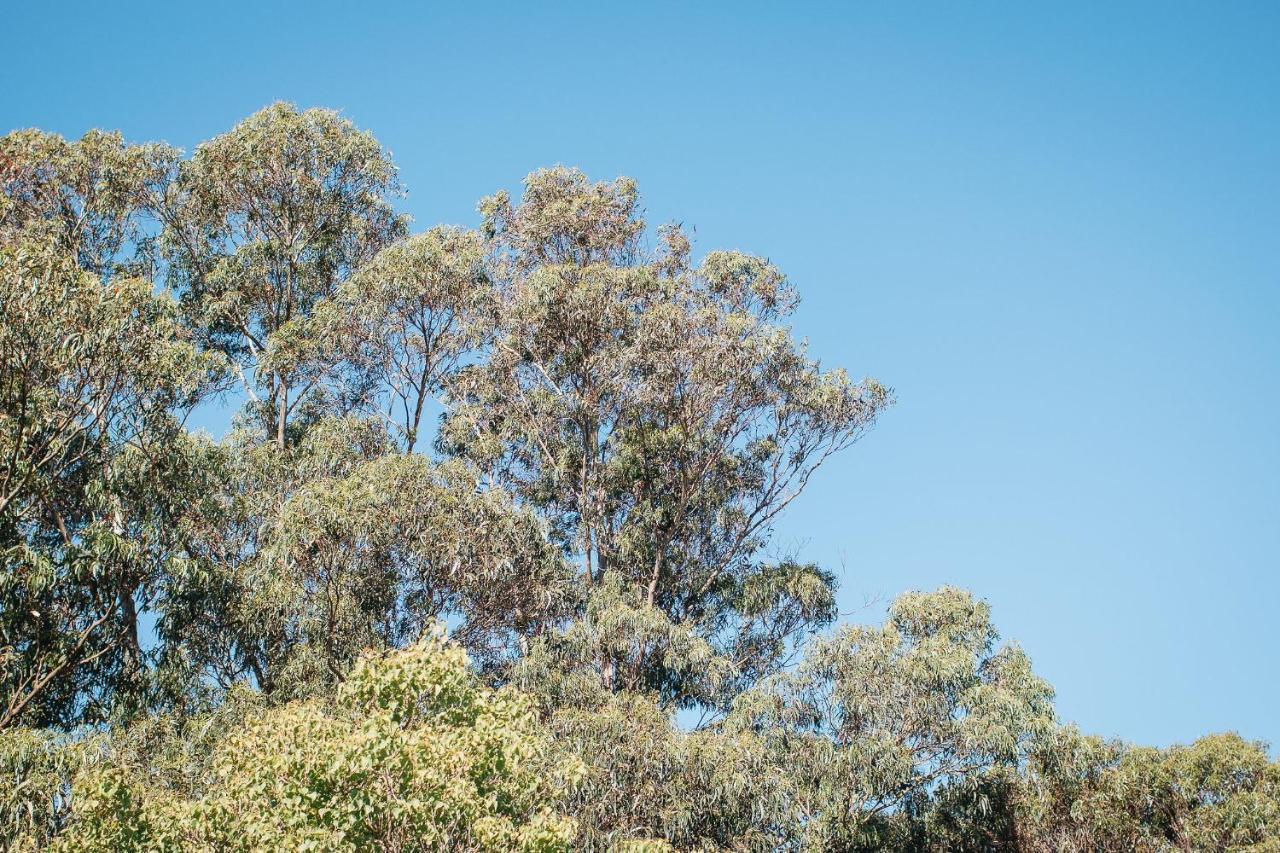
[444,167,891,705]
[158,417,575,702]
[162,103,406,448]
[314,225,491,453]
[0,239,218,727]
[726,587,1056,848]
[0,128,177,278]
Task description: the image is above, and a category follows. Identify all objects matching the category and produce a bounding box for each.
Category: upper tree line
[2,105,1276,851]
[0,102,888,723]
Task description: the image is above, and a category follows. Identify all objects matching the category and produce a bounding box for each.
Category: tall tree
[163,103,406,447]
[0,129,178,278]
[314,225,490,453]
[0,238,219,727]
[444,167,891,704]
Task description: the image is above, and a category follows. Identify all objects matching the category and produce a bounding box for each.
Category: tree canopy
[1,104,1275,851]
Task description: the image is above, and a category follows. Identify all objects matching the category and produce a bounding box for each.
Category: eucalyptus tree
[725,587,1056,848]
[314,224,490,453]
[159,416,575,702]
[516,587,1054,850]
[162,103,407,448]
[149,106,550,698]
[0,129,177,278]
[54,635,581,852]
[0,238,220,728]
[1014,727,1280,852]
[443,167,890,705]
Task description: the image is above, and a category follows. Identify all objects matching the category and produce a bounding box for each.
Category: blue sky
[4,1,1277,749]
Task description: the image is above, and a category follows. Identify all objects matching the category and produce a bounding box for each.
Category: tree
[1015,726,1280,852]
[443,167,890,706]
[0,238,219,728]
[726,586,1056,848]
[156,416,575,703]
[0,128,177,278]
[163,103,406,448]
[315,225,491,453]
[54,633,580,852]
[512,587,1053,850]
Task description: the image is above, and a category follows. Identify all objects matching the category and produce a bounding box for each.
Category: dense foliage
[2,105,1276,851]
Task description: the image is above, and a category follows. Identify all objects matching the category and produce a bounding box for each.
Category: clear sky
[4,1,1277,750]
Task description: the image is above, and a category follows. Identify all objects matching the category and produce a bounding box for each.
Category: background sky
[4,0,1277,750]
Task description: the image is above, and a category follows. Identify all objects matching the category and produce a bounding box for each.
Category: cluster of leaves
[1,104,1277,850]
[5,634,577,851]
[0,240,220,728]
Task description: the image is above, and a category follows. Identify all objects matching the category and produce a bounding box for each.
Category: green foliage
[0,128,177,277]
[0,238,222,727]
[2,108,1276,851]
[1016,726,1280,852]
[537,690,795,851]
[321,225,491,452]
[158,418,573,703]
[53,634,578,852]
[515,573,733,710]
[162,102,407,447]
[0,727,105,851]
[445,166,889,707]
[721,586,1055,848]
